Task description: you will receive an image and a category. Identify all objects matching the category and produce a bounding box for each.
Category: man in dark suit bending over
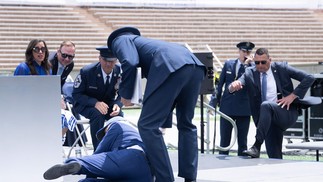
[229,48,314,159]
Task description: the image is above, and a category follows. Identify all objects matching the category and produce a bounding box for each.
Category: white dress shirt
[261,67,277,102]
[102,69,113,84]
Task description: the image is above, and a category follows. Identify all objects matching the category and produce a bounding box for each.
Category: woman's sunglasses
[32,47,46,53]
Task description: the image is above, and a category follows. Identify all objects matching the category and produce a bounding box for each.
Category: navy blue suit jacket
[217,59,251,116]
[111,35,206,102]
[72,62,122,114]
[238,61,314,123]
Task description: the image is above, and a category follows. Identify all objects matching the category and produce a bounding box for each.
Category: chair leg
[67,122,90,158]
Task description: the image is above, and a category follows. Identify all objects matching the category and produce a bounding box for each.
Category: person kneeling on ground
[43,116,153,182]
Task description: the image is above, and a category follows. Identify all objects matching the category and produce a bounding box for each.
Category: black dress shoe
[43,161,81,180]
[243,146,260,158]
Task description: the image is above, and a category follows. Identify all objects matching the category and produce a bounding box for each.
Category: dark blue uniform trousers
[219,115,250,156]
[138,65,205,182]
[66,149,152,182]
[256,101,298,159]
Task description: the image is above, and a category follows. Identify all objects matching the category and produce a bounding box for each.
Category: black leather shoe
[43,161,81,180]
[243,146,260,158]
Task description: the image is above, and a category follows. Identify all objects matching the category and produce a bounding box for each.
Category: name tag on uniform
[226,71,232,74]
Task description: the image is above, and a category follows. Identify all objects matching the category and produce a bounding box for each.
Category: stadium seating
[0,5,107,71]
[1,4,323,73]
[88,7,323,64]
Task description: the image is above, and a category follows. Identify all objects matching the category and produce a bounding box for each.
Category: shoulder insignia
[74,74,82,88]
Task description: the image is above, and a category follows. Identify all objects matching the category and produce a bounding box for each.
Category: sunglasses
[254,60,267,65]
[32,47,46,53]
[60,50,75,60]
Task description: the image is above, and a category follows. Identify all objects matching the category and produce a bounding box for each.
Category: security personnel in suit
[229,48,315,159]
[49,41,75,88]
[217,41,255,156]
[107,27,206,182]
[43,116,153,182]
[73,46,123,150]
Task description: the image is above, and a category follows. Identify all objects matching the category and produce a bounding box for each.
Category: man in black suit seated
[49,40,76,88]
[229,48,315,159]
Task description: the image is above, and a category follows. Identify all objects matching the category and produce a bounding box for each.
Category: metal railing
[199,99,237,154]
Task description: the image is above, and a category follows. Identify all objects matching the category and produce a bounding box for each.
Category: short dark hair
[255,48,270,58]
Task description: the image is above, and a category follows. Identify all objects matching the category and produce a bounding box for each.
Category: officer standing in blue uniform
[107,27,206,182]
[43,116,153,182]
[72,46,123,150]
[217,41,255,156]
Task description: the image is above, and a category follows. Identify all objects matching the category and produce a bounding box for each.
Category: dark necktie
[262,72,267,102]
[235,64,244,80]
[105,75,110,85]
[238,64,244,77]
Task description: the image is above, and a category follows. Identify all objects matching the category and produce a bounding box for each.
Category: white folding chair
[65,102,90,158]
[62,82,91,158]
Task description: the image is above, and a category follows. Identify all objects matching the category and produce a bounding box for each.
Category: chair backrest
[62,82,74,103]
[62,82,82,120]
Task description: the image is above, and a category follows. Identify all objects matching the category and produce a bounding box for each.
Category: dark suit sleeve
[237,68,249,86]
[112,36,140,100]
[285,62,315,98]
[61,62,74,87]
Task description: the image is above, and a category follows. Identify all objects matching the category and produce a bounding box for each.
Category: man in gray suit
[229,48,314,159]
[107,27,206,182]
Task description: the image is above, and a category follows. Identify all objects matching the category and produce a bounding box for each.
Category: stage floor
[62,151,323,182]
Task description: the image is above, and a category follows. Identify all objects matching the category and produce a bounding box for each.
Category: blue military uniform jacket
[94,120,145,154]
[111,34,206,102]
[65,118,152,181]
[217,59,251,116]
[72,62,122,114]
[238,61,314,124]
